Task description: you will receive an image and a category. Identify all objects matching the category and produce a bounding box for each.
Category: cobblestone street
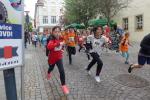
[1,0,150,100]
[0,42,150,100]
[24,42,150,100]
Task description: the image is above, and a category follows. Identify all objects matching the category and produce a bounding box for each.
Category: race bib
[54,45,62,51]
[54,42,64,51]
[69,37,75,42]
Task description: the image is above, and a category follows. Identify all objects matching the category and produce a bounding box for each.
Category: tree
[64,0,132,25]
[24,22,33,32]
[64,0,83,24]
[98,0,132,23]
[64,0,99,26]
[24,15,33,32]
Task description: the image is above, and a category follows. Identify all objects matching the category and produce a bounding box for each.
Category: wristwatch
[0,1,8,23]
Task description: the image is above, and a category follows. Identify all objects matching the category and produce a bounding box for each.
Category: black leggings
[67,46,76,64]
[85,49,91,60]
[48,59,65,85]
[85,43,92,60]
[86,52,103,76]
[86,53,91,60]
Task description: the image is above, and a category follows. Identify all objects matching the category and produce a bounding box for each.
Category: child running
[85,26,107,83]
[47,26,69,94]
[78,30,86,52]
[103,25,112,52]
[119,32,131,64]
[63,28,69,56]
[128,33,150,73]
[66,27,77,65]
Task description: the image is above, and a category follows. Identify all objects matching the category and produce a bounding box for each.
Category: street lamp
[24,11,29,14]
[24,11,30,32]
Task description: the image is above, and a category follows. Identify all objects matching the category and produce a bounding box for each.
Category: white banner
[0,0,24,70]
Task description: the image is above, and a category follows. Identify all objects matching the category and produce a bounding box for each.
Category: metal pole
[3,68,17,100]
[21,65,24,100]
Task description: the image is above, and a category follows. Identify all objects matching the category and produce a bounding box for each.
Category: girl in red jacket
[47,26,69,95]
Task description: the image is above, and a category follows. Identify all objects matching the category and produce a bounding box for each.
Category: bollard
[3,68,17,100]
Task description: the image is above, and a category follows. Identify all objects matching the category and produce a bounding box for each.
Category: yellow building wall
[113,0,150,42]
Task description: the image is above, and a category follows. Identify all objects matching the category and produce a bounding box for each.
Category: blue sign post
[3,68,17,100]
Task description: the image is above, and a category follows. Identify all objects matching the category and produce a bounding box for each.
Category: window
[136,15,143,30]
[51,16,56,24]
[123,18,128,30]
[43,16,48,24]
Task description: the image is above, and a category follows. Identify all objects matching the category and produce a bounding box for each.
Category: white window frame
[135,15,143,30]
[43,16,48,24]
[51,16,56,24]
[123,18,128,30]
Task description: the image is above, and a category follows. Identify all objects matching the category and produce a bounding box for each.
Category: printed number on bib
[69,37,75,42]
[54,46,62,51]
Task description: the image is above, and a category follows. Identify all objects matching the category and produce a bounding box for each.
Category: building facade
[113,0,150,42]
[34,0,64,33]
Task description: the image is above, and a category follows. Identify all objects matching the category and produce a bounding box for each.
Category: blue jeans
[122,51,129,62]
[34,41,37,47]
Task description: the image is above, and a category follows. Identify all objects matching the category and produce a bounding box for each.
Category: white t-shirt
[32,34,38,41]
[86,35,93,44]
[90,35,106,55]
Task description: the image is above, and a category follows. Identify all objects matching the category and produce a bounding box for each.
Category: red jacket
[47,39,63,64]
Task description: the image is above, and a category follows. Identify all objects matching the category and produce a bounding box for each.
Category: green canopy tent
[88,19,108,26]
[88,19,117,27]
[64,24,72,29]
[109,20,117,27]
[65,23,85,29]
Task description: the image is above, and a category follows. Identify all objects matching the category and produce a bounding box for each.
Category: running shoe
[47,73,51,80]
[62,85,70,95]
[85,68,91,75]
[88,59,91,62]
[125,61,129,64]
[95,76,101,83]
[88,70,91,75]
[128,64,134,73]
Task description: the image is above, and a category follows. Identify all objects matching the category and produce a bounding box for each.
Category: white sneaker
[88,60,91,62]
[95,76,101,83]
[88,70,91,75]
[84,67,91,75]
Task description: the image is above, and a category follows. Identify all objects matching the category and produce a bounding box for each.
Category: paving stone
[1,42,150,100]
